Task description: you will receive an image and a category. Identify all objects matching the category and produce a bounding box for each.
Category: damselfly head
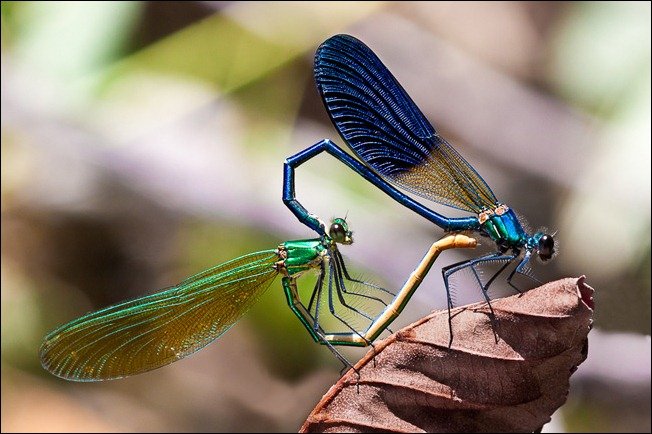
[329,217,353,245]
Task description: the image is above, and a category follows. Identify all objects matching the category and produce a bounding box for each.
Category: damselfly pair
[40,35,555,382]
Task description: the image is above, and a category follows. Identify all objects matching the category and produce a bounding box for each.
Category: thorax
[275,238,327,276]
[478,205,528,249]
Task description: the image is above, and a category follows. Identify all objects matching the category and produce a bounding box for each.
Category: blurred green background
[1,1,650,432]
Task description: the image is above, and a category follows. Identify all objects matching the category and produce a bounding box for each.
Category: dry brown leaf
[300,277,594,433]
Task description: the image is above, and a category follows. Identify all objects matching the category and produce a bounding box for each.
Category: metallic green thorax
[275,239,326,276]
[481,208,528,248]
[276,237,329,346]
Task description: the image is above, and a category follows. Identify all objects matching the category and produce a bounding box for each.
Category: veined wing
[315,34,497,213]
[40,250,279,381]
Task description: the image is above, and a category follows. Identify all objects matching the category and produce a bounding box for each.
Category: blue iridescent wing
[315,34,497,214]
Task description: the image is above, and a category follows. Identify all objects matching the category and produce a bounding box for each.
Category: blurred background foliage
[1,1,649,432]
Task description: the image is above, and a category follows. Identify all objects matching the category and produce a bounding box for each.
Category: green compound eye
[329,218,350,244]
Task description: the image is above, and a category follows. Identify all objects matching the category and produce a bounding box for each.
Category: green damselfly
[40,218,475,381]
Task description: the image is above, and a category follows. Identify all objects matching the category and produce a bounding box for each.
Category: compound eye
[329,218,352,244]
[328,218,351,244]
[538,234,555,261]
[330,223,345,242]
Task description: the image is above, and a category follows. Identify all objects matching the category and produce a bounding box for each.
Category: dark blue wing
[315,34,497,213]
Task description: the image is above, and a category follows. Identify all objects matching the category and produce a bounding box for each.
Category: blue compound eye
[538,234,555,261]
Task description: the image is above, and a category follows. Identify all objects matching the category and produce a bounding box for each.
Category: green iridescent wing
[40,250,279,381]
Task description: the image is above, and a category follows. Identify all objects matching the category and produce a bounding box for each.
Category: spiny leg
[328,264,375,380]
[330,257,377,322]
[442,254,498,347]
[315,329,359,383]
[332,257,395,335]
[468,255,517,343]
[442,252,511,347]
[507,251,541,293]
[333,249,395,297]
[468,262,498,343]
[482,254,519,295]
[333,248,397,332]
[310,262,327,331]
[331,250,394,308]
[281,277,359,390]
[308,261,326,312]
[330,257,382,366]
[327,261,373,345]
